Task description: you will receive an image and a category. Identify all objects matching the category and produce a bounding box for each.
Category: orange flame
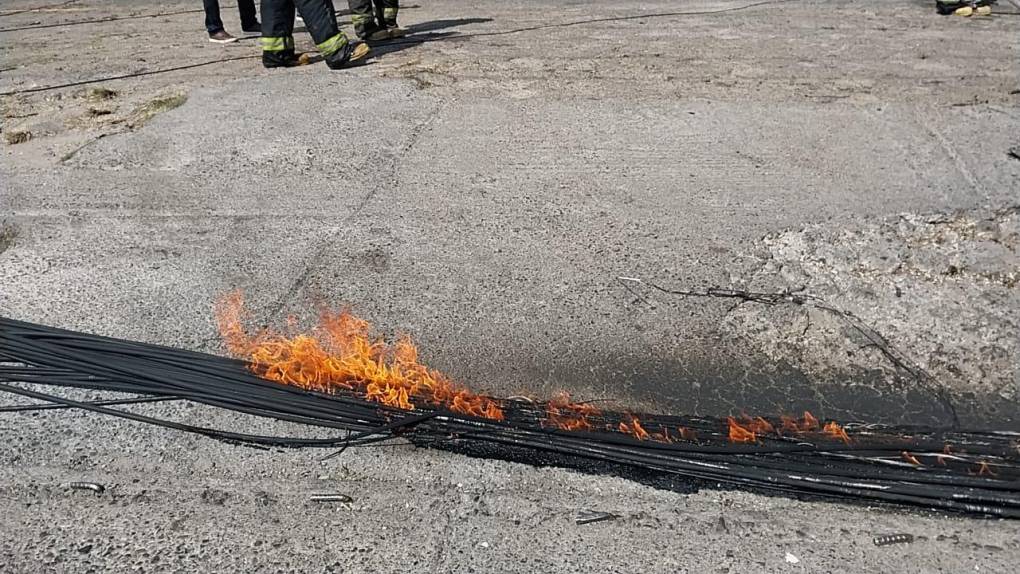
[544,392,600,431]
[780,411,820,434]
[971,461,998,477]
[937,444,953,466]
[742,415,775,436]
[619,416,650,441]
[823,421,851,444]
[216,290,504,420]
[650,426,673,443]
[678,426,698,441]
[728,417,757,443]
[901,451,922,466]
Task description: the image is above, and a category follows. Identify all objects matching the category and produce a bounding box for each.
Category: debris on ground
[68,482,105,494]
[310,493,353,503]
[575,510,618,525]
[127,93,187,128]
[4,130,32,145]
[84,87,118,102]
[873,533,916,547]
[0,223,16,255]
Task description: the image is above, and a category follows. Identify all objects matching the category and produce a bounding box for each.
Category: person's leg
[204,0,225,34]
[261,0,298,67]
[348,0,385,40]
[295,0,368,69]
[379,0,403,36]
[380,0,398,28]
[238,0,260,31]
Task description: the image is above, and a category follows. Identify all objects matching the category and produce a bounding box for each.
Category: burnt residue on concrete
[0,222,17,256]
[511,348,1015,430]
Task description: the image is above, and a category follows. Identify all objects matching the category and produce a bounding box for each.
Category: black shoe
[357,23,390,42]
[385,20,407,38]
[242,21,261,33]
[262,49,300,68]
[324,42,370,70]
[208,30,238,44]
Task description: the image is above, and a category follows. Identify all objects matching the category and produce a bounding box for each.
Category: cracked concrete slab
[726,207,1020,426]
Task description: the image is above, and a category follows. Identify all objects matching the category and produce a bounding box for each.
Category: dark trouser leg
[379,0,398,27]
[238,0,259,28]
[348,0,379,38]
[295,0,352,58]
[204,0,225,33]
[261,0,296,66]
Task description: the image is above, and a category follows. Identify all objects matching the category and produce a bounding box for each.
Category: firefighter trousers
[260,0,350,57]
[349,0,399,38]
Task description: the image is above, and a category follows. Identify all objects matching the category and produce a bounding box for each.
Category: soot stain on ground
[513,349,1018,430]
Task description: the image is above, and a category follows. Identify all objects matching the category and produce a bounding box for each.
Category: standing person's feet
[208,30,238,43]
[262,50,301,68]
[384,19,406,38]
[241,21,261,34]
[364,27,391,41]
[324,42,371,70]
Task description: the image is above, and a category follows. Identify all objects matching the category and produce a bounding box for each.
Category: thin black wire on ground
[0,55,258,97]
[0,0,81,19]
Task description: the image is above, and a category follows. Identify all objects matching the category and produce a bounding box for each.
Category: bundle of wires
[2,316,1019,517]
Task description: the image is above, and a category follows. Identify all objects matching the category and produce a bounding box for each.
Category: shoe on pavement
[387,26,407,38]
[263,50,301,68]
[325,42,370,70]
[208,30,238,43]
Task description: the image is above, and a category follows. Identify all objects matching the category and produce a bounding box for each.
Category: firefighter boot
[324,41,371,70]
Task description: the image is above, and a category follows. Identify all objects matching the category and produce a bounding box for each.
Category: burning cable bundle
[1,295,1019,517]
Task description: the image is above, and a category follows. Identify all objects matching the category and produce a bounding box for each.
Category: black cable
[0,55,259,97]
[2,316,1019,517]
[377,0,799,48]
[0,382,355,447]
[0,7,208,32]
[0,0,81,19]
[0,394,180,412]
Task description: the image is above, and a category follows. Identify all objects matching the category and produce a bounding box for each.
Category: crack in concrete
[267,101,443,320]
[912,105,988,201]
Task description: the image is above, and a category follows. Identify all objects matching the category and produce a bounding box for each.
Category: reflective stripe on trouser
[351,13,373,25]
[261,36,294,52]
[262,0,346,51]
[383,7,397,20]
[316,32,349,56]
[348,0,377,35]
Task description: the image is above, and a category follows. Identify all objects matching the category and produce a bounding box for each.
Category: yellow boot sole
[954,6,974,16]
[351,42,371,62]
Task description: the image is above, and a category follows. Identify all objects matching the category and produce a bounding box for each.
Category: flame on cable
[216,290,504,420]
[544,392,600,431]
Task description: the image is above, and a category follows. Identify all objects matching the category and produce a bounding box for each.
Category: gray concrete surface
[2,0,1020,572]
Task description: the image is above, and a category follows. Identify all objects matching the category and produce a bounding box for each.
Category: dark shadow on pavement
[364,18,493,60]
[405,17,493,34]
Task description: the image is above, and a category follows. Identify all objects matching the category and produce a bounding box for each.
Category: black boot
[263,49,301,68]
[359,22,391,42]
[324,42,370,70]
[384,19,406,38]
